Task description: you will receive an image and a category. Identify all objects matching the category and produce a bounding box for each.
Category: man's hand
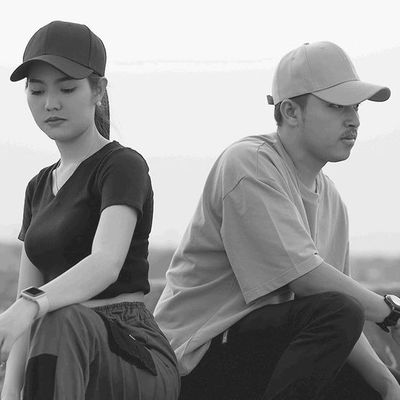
[382,383,400,400]
[390,322,400,346]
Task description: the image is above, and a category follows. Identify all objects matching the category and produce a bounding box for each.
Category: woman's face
[26,62,98,142]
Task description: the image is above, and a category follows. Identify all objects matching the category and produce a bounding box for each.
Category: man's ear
[93,77,108,104]
[280,99,303,127]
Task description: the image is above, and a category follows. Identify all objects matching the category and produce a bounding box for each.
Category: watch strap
[20,288,49,319]
[376,295,400,333]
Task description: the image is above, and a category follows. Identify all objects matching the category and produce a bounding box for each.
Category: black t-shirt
[19,141,153,299]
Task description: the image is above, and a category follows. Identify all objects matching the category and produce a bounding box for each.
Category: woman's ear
[93,77,108,105]
[280,99,303,127]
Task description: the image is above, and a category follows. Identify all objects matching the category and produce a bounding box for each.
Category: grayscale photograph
[0,1,399,399]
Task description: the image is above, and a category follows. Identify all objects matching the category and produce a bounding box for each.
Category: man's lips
[341,131,357,141]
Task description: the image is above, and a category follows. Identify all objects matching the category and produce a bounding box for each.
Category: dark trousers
[179,292,382,400]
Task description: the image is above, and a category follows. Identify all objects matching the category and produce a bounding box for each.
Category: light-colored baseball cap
[267,41,390,106]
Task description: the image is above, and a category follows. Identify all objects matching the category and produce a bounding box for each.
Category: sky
[3,0,400,69]
[1,0,399,253]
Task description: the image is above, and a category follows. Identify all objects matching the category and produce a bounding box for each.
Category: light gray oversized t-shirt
[154,133,349,375]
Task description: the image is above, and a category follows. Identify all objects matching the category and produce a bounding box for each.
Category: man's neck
[277,130,325,192]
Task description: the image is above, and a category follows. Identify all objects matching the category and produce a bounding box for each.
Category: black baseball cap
[10,20,106,82]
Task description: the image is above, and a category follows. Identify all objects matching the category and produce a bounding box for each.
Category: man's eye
[353,104,360,111]
[329,103,344,109]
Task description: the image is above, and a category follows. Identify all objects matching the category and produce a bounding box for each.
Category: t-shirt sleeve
[97,149,151,217]
[343,241,350,276]
[221,176,323,304]
[18,179,35,241]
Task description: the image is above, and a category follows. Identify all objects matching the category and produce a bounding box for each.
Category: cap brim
[10,55,93,82]
[312,80,391,106]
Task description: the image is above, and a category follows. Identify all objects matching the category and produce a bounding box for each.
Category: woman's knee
[40,304,87,325]
[35,304,98,340]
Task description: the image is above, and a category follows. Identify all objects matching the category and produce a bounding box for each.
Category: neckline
[50,140,117,198]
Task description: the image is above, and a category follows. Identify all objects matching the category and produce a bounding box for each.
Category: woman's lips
[44,117,66,126]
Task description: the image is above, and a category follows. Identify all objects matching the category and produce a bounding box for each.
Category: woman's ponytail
[89,74,110,140]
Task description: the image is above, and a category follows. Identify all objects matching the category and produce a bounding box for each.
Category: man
[154,42,399,399]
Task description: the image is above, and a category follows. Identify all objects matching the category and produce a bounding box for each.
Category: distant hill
[1,239,400,390]
[350,233,400,257]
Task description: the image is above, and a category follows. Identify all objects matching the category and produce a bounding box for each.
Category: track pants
[23,302,180,400]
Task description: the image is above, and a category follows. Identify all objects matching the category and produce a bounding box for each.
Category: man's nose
[345,106,360,129]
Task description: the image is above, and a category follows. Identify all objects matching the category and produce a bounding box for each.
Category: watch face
[388,295,400,308]
[24,287,44,297]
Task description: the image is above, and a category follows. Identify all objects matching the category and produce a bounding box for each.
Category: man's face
[298,94,360,166]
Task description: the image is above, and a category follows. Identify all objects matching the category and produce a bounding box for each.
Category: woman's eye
[61,87,76,93]
[30,89,44,95]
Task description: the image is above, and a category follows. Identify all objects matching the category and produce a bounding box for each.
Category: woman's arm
[39,204,138,310]
[1,246,44,399]
[0,205,137,370]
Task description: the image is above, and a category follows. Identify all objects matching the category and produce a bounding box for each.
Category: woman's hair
[88,74,110,140]
[274,94,309,127]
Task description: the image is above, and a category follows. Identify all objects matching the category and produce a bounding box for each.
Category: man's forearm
[347,332,399,397]
[289,261,390,322]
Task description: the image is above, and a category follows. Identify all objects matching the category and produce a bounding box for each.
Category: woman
[0,20,179,400]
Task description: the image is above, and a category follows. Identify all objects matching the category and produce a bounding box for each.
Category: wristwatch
[376,294,400,332]
[20,286,49,319]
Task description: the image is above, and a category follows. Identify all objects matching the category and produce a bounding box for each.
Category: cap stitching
[312,78,359,93]
[303,45,315,91]
[43,23,51,56]
[83,24,92,70]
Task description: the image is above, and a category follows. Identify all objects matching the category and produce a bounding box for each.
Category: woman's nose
[45,94,61,111]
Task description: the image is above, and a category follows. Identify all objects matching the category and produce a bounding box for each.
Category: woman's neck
[56,129,109,168]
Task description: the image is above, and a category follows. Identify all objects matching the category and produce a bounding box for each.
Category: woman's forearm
[39,251,121,311]
[2,331,30,396]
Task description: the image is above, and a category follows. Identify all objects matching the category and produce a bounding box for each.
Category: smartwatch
[376,294,400,332]
[20,286,49,319]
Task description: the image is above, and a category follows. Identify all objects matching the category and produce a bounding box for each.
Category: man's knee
[312,291,365,342]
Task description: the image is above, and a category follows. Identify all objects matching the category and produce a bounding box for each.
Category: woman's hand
[0,390,21,400]
[0,299,37,364]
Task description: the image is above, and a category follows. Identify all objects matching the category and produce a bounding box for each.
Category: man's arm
[290,261,400,398]
[347,333,400,399]
[289,261,389,323]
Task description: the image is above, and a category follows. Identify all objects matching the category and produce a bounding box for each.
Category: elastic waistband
[93,301,146,313]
